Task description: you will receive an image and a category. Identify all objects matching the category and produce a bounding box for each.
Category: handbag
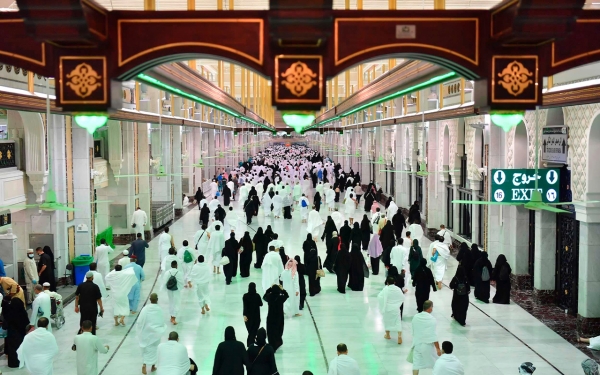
[430,251,439,263]
[132,223,137,228]
[316,256,326,279]
[220,256,230,265]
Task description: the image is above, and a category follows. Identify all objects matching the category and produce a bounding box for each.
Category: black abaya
[491,255,512,304]
[412,259,437,312]
[1,297,29,367]
[334,247,351,294]
[473,253,492,303]
[314,192,322,212]
[360,218,371,250]
[223,185,232,206]
[303,240,321,296]
[350,226,362,250]
[339,224,352,248]
[200,205,210,226]
[347,246,365,291]
[324,236,339,272]
[456,244,474,285]
[450,276,470,326]
[253,231,268,268]
[296,261,307,310]
[243,291,263,347]
[223,237,240,284]
[239,235,253,278]
[263,286,289,352]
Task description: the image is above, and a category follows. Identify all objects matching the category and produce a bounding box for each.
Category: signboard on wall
[542,126,568,164]
[491,168,560,203]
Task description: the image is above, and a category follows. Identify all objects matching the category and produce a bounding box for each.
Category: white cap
[122,250,129,256]
[42,282,50,287]
[27,248,34,253]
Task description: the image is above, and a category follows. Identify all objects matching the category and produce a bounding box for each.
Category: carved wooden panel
[555,213,579,314]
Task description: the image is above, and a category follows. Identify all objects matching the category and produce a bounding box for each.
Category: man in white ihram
[437,224,452,247]
[17,318,58,375]
[261,246,284,293]
[306,206,324,239]
[390,238,410,291]
[162,260,184,325]
[158,227,174,266]
[432,341,464,375]
[327,343,360,375]
[30,284,52,332]
[104,265,138,326]
[131,206,147,234]
[156,331,195,375]
[94,238,114,282]
[136,293,167,374]
[73,319,109,375]
[411,300,441,375]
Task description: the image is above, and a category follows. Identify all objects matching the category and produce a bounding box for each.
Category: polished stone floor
[0,198,589,375]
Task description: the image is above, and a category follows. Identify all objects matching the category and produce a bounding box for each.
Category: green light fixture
[74,114,108,134]
[282,112,315,133]
[490,111,524,132]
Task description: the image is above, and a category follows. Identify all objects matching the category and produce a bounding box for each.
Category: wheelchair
[50,297,65,329]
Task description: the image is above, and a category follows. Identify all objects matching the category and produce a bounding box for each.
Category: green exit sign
[491,169,560,203]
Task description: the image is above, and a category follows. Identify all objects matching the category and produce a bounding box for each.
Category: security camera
[470,123,487,130]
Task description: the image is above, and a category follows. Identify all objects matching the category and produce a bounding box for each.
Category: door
[555,213,579,314]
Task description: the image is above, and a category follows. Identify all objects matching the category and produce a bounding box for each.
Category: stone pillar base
[510,274,532,290]
[532,288,556,304]
[578,315,600,337]
[113,233,136,245]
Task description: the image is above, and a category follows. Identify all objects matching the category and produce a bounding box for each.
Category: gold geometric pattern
[281,61,317,97]
[497,60,533,97]
[66,63,102,99]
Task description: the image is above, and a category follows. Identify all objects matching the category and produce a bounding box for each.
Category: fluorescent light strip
[309,71,457,129]
[136,73,273,131]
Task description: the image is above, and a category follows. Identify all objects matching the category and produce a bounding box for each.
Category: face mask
[28,254,34,259]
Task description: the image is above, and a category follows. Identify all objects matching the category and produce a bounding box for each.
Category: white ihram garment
[161,267,184,317]
[104,268,138,316]
[411,311,439,370]
[432,353,465,375]
[281,269,300,316]
[158,233,172,265]
[30,292,52,332]
[136,303,167,366]
[377,284,405,332]
[306,209,324,238]
[156,340,191,375]
[17,327,58,375]
[74,331,109,375]
[327,355,360,375]
[261,251,284,293]
[190,262,212,306]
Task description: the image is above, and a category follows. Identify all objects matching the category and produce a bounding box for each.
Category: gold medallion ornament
[281,61,317,97]
[497,61,533,97]
[66,63,102,99]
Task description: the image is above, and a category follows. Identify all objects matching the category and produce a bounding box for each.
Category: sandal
[142,365,147,375]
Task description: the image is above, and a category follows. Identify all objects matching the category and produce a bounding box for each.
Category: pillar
[576,203,600,333]
[470,184,480,244]
[71,118,94,255]
[533,210,556,302]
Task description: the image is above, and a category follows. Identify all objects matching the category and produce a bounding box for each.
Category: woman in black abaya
[392,211,406,241]
[212,326,249,375]
[350,222,362,250]
[379,221,394,249]
[456,242,474,286]
[1,295,29,367]
[449,265,470,326]
[252,227,268,269]
[222,233,240,285]
[472,252,492,303]
[333,244,351,294]
[239,231,253,278]
[491,254,512,304]
[247,328,278,375]
[242,282,263,347]
[360,214,371,250]
[302,234,321,296]
[324,232,340,273]
[320,216,337,245]
[200,203,211,226]
[314,191,322,212]
[222,184,232,206]
[263,284,289,352]
[412,258,437,312]
[264,225,275,242]
[347,244,366,291]
[294,255,307,310]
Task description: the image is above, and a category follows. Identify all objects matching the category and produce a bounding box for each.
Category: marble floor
[0,199,589,375]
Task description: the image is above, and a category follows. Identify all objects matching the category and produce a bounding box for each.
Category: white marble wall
[534,210,556,290]
[578,221,600,317]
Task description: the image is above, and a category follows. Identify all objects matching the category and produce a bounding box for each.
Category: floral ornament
[281,61,317,97]
[66,63,102,98]
[497,60,533,97]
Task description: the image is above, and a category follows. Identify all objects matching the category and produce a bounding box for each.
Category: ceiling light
[490,111,524,132]
[74,114,108,134]
[282,112,316,133]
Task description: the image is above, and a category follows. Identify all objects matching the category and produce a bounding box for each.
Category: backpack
[481,266,490,282]
[499,264,510,281]
[183,249,193,264]
[166,271,179,291]
[456,282,468,296]
[374,215,380,225]
[301,199,308,208]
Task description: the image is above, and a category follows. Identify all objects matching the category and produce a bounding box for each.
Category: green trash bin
[72,255,94,285]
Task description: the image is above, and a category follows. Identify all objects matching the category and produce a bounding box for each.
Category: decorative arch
[464,115,485,182]
[586,113,600,201]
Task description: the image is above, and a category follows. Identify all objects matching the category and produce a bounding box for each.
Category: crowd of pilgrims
[0,144,519,375]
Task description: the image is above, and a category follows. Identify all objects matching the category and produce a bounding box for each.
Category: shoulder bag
[316,255,326,279]
[194,231,205,250]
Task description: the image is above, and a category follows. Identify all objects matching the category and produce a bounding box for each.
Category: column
[533,210,556,302]
[208,129,215,180]
[578,220,600,326]
[71,118,94,255]
[173,126,183,210]
[137,122,152,238]
[470,185,480,244]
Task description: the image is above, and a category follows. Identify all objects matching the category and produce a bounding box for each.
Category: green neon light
[137,73,273,131]
[282,113,316,133]
[74,114,108,134]
[310,71,457,128]
[490,112,524,132]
